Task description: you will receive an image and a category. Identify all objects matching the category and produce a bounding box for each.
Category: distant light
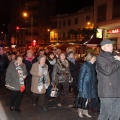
[87,22,91,25]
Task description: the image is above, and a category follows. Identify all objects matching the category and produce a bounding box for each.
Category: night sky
[56,0,94,14]
[0,0,11,23]
[0,0,93,23]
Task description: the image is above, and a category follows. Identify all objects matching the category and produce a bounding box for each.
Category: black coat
[96,50,120,97]
[67,59,79,86]
[23,57,38,78]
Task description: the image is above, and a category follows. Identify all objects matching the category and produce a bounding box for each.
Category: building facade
[94,0,120,49]
[9,0,56,47]
[50,7,94,43]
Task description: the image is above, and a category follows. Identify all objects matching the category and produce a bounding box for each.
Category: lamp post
[22,12,33,46]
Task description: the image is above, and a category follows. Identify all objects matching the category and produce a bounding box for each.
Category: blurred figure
[55,49,61,58]
[23,50,37,95]
[0,47,9,86]
[46,52,56,98]
[52,47,57,56]
[9,53,16,62]
[66,51,79,97]
[52,53,73,107]
[44,47,49,56]
[30,55,50,111]
[5,55,27,113]
[78,53,97,118]
[38,49,45,57]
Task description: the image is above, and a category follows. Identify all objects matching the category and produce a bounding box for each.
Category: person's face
[90,56,96,64]
[60,53,65,61]
[39,57,46,65]
[16,57,23,65]
[11,54,15,61]
[40,51,44,56]
[69,53,75,59]
[27,53,33,58]
[52,50,56,55]
[102,44,113,53]
[50,54,54,59]
[45,49,49,53]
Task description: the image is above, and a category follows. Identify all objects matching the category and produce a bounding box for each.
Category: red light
[32,40,36,46]
[16,26,20,30]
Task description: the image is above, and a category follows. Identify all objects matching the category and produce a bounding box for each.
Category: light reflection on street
[0,102,7,120]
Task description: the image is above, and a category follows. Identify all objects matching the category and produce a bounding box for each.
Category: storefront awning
[79,38,103,45]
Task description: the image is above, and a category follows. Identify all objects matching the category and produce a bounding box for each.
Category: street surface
[0,86,98,120]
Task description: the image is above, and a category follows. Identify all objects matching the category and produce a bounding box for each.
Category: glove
[20,85,25,92]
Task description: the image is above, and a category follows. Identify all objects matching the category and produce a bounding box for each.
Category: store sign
[107,29,120,34]
[96,29,102,38]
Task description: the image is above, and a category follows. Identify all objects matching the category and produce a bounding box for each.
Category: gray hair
[38,55,46,61]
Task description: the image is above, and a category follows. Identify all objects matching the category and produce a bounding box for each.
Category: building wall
[50,7,94,43]
[94,0,120,49]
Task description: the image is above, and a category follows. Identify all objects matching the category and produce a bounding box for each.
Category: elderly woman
[52,52,72,107]
[23,50,37,95]
[77,53,97,118]
[5,55,27,113]
[30,55,50,111]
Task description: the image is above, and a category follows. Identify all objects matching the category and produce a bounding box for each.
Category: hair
[84,52,95,62]
[37,55,46,62]
[47,52,54,58]
[15,55,23,60]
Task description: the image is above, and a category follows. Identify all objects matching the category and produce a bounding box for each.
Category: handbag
[50,86,59,97]
[74,96,89,109]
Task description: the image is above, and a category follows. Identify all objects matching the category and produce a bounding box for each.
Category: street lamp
[22,12,33,46]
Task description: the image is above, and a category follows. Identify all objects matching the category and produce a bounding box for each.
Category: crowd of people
[1,39,120,119]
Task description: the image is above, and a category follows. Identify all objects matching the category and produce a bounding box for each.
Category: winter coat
[52,59,71,86]
[96,50,120,97]
[46,58,56,82]
[30,62,50,94]
[67,59,79,86]
[5,62,27,91]
[23,57,38,78]
[78,61,97,99]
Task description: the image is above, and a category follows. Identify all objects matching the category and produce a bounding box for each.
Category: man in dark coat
[0,47,9,86]
[96,39,120,120]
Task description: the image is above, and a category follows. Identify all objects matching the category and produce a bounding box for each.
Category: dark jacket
[96,50,120,97]
[78,61,97,99]
[23,57,37,78]
[46,58,56,82]
[67,59,79,86]
[5,62,27,91]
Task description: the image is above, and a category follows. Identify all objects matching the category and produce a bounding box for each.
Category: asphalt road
[0,86,99,120]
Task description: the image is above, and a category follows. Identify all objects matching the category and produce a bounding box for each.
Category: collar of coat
[57,59,69,69]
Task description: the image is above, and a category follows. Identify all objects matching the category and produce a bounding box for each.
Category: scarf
[37,65,48,91]
[14,61,24,86]
[47,58,56,65]
[26,56,34,63]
